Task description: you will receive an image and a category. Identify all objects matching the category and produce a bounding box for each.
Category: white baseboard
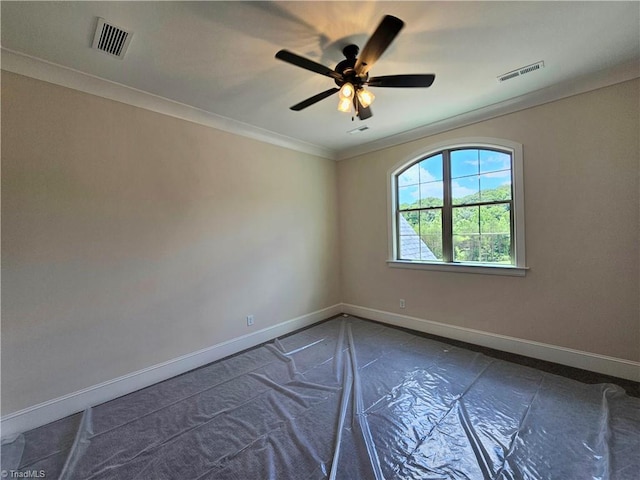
[3,302,637,438]
[342,304,640,382]
[0,304,342,439]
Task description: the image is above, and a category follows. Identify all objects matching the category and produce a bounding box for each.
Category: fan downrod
[342,44,359,59]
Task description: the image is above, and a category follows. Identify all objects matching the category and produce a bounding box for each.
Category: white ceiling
[2,1,639,159]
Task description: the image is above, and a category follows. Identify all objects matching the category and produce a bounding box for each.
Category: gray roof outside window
[398,214,437,260]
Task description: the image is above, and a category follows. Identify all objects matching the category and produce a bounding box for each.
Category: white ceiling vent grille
[348,125,370,135]
[92,18,132,58]
[497,61,544,83]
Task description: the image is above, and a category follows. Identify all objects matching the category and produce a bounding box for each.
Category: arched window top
[388,138,527,276]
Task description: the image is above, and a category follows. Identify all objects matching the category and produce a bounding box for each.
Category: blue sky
[398,149,512,206]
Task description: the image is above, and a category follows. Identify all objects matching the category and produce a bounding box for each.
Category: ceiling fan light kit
[339,83,355,100]
[275,15,436,121]
[337,96,352,113]
[357,88,375,108]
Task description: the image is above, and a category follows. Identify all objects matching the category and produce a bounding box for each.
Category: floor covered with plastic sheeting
[2,316,639,479]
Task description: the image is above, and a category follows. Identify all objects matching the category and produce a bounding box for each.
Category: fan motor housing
[335,44,365,87]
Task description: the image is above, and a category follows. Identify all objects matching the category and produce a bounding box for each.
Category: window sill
[387,260,528,276]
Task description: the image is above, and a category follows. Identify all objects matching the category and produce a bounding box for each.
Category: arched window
[388,138,527,275]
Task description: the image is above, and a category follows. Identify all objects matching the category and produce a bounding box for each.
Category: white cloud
[451,181,476,198]
[398,164,438,186]
[420,181,443,199]
[420,166,437,183]
[398,165,419,186]
[480,153,510,172]
[482,170,511,179]
[398,185,419,204]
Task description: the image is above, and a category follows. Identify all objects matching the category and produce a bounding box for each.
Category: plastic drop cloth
[2,316,639,479]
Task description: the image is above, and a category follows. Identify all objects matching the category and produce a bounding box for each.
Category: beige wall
[2,71,638,417]
[1,72,341,414]
[338,79,640,362]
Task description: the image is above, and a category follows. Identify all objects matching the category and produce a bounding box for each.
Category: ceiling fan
[275,15,435,120]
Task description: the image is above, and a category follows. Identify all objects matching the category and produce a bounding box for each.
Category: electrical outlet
[399,299,406,309]
[247,315,254,326]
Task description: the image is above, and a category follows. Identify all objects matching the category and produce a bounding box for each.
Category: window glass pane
[453,206,480,234]
[398,185,419,209]
[419,210,443,260]
[451,149,479,179]
[398,164,420,187]
[398,211,421,260]
[398,210,443,261]
[452,204,512,263]
[453,206,480,262]
[394,144,520,267]
[479,171,512,202]
[480,150,511,174]
[452,175,480,205]
[479,203,512,264]
[419,154,443,182]
[420,181,443,208]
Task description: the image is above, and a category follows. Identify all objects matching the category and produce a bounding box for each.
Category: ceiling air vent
[497,61,544,83]
[348,125,370,135]
[92,18,133,58]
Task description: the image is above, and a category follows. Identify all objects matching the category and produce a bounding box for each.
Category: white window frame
[387,137,527,276]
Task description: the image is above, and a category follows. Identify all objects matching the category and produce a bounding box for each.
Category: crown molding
[3,48,637,163]
[335,59,640,160]
[1,48,337,160]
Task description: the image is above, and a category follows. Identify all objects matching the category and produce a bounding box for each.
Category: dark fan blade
[275,50,343,80]
[354,96,373,120]
[354,15,404,76]
[290,88,340,111]
[367,74,436,88]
